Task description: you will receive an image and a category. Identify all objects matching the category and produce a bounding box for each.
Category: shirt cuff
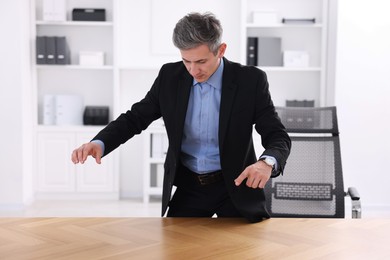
[91,140,105,155]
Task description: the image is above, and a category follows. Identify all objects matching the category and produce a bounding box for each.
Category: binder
[258,37,282,66]
[45,36,56,64]
[246,37,258,66]
[42,95,56,125]
[36,36,47,64]
[55,36,70,64]
[55,95,84,125]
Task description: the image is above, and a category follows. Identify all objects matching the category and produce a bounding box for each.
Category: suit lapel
[174,73,192,154]
[219,58,238,153]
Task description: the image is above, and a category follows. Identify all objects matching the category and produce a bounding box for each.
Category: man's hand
[234,160,272,189]
[71,142,102,164]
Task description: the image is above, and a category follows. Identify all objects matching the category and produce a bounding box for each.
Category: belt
[195,170,223,185]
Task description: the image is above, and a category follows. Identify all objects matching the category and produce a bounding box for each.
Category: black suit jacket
[93,57,291,222]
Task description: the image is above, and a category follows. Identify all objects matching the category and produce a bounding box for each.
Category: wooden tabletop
[0,217,389,259]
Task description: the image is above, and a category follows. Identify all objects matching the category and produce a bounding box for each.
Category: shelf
[246,23,322,28]
[148,158,165,164]
[36,21,113,27]
[36,65,114,70]
[36,125,107,133]
[145,187,163,195]
[119,66,161,71]
[259,67,321,72]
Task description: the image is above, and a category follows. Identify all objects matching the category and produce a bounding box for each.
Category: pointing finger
[234,170,248,186]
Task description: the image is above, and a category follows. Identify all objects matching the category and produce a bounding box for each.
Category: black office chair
[265,106,361,218]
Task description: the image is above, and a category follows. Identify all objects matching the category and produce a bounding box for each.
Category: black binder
[247,37,258,66]
[55,36,70,64]
[45,36,56,64]
[36,36,47,64]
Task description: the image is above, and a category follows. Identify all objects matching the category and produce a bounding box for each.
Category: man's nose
[188,63,200,75]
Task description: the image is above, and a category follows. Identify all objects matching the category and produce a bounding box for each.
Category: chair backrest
[265,106,345,218]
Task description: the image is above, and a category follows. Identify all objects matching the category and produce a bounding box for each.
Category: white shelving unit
[143,120,168,203]
[31,0,119,199]
[28,0,336,203]
[241,0,331,107]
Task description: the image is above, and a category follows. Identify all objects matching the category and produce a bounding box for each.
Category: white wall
[0,0,33,208]
[336,0,390,212]
[2,0,390,215]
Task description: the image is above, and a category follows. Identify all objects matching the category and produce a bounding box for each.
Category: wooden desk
[0,217,389,259]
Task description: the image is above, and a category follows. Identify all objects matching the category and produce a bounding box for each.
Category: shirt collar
[193,58,224,90]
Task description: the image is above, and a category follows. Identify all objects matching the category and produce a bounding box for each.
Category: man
[72,12,291,223]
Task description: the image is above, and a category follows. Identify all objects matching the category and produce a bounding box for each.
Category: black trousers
[167,164,243,218]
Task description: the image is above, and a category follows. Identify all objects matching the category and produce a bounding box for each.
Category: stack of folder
[43,95,83,125]
[247,37,282,66]
[36,36,70,65]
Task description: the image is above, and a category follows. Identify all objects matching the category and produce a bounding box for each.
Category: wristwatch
[259,157,275,168]
[259,156,278,177]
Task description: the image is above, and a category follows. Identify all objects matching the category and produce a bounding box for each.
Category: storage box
[43,0,66,22]
[72,8,106,21]
[79,51,105,66]
[252,10,278,24]
[83,106,109,125]
[283,51,309,67]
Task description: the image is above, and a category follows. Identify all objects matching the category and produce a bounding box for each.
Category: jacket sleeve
[91,65,165,156]
[253,69,291,176]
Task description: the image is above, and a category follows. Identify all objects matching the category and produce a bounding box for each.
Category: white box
[79,51,105,66]
[283,51,310,67]
[252,10,278,25]
[43,0,66,22]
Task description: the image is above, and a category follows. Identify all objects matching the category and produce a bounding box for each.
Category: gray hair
[172,12,223,55]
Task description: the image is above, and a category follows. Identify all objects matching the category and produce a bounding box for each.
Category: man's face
[180,43,226,83]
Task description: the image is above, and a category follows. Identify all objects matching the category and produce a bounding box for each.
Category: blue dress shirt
[180,59,224,174]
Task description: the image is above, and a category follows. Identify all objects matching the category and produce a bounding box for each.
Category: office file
[246,37,258,66]
[258,37,282,66]
[45,37,56,64]
[43,95,56,125]
[55,95,84,126]
[55,37,70,64]
[36,36,47,64]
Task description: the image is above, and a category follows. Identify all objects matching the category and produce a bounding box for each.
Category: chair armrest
[346,187,361,218]
[347,187,360,201]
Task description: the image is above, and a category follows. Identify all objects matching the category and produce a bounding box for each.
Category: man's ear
[218,43,227,58]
